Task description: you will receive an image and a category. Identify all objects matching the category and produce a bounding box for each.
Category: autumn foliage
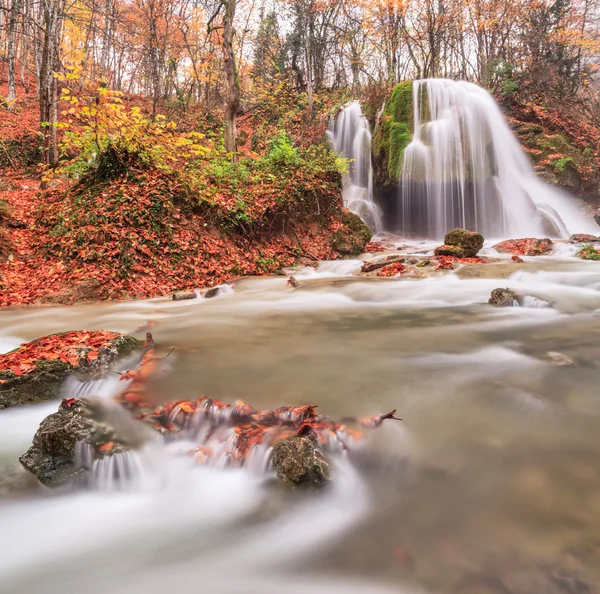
[0,331,120,377]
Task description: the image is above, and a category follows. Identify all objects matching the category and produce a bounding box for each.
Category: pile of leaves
[112,335,402,466]
[435,255,490,264]
[0,330,120,377]
[492,238,554,256]
[378,262,407,277]
[364,242,387,253]
[435,257,457,271]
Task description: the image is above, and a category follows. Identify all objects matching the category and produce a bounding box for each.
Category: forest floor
[0,86,369,307]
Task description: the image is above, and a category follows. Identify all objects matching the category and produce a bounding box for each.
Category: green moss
[554,156,573,173]
[332,210,372,255]
[388,122,412,181]
[388,82,413,125]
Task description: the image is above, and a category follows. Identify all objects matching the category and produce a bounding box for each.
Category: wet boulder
[594,209,600,228]
[0,332,142,409]
[434,244,465,258]
[271,434,331,487]
[489,288,521,307]
[332,210,373,255]
[19,397,131,488]
[492,238,553,256]
[569,234,599,243]
[444,228,484,257]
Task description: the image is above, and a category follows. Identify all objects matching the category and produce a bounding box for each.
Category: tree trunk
[39,0,62,167]
[7,0,22,107]
[303,8,313,118]
[223,0,240,157]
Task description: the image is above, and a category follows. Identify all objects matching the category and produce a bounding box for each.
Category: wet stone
[271,435,332,487]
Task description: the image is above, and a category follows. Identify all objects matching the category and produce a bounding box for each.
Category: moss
[371,81,425,188]
[554,156,573,173]
[332,209,373,255]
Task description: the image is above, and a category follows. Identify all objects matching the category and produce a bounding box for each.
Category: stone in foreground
[19,398,130,487]
[444,228,484,257]
[271,435,331,487]
[489,288,521,307]
[0,332,142,409]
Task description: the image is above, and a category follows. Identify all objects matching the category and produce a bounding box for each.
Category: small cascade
[328,102,382,232]
[399,79,594,238]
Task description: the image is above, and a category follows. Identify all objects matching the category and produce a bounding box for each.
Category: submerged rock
[0,333,142,409]
[489,288,553,308]
[444,228,485,257]
[19,397,131,488]
[492,238,553,256]
[489,288,521,307]
[271,434,331,487]
[331,209,373,255]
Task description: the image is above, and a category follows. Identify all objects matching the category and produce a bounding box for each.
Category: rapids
[2,240,600,593]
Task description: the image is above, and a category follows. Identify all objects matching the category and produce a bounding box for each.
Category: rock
[0,333,142,409]
[568,234,599,244]
[434,244,465,257]
[331,209,373,255]
[172,290,197,301]
[489,288,520,307]
[19,397,132,487]
[444,228,484,257]
[286,275,300,288]
[489,288,553,308]
[204,286,221,298]
[594,209,600,227]
[493,238,553,256]
[271,434,331,487]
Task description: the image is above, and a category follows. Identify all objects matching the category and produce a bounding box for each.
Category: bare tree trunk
[39,0,62,167]
[303,7,313,118]
[100,0,111,76]
[7,0,22,106]
[223,0,240,157]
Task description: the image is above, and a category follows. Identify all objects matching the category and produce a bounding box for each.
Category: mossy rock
[371,81,415,190]
[444,228,484,257]
[0,334,142,409]
[434,244,465,257]
[271,435,331,487]
[19,397,131,487]
[332,209,373,255]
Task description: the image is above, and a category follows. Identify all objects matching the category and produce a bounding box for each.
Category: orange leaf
[98,441,114,452]
[178,402,196,413]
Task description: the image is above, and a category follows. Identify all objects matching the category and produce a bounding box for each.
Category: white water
[3,242,600,592]
[328,102,383,232]
[400,79,595,238]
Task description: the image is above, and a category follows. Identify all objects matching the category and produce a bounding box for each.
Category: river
[1,238,600,594]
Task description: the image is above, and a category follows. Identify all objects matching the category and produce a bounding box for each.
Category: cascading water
[399,78,593,238]
[328,102,382,232]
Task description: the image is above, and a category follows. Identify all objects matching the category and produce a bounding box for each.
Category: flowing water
[328,101,383,232]
[2,240,600,594]
[400,79,595,239]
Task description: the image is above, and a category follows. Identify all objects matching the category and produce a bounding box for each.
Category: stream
[1,238,600,594]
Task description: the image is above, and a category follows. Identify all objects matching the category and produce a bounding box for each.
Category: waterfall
[328,102,382,233]
[399,79,594,239]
